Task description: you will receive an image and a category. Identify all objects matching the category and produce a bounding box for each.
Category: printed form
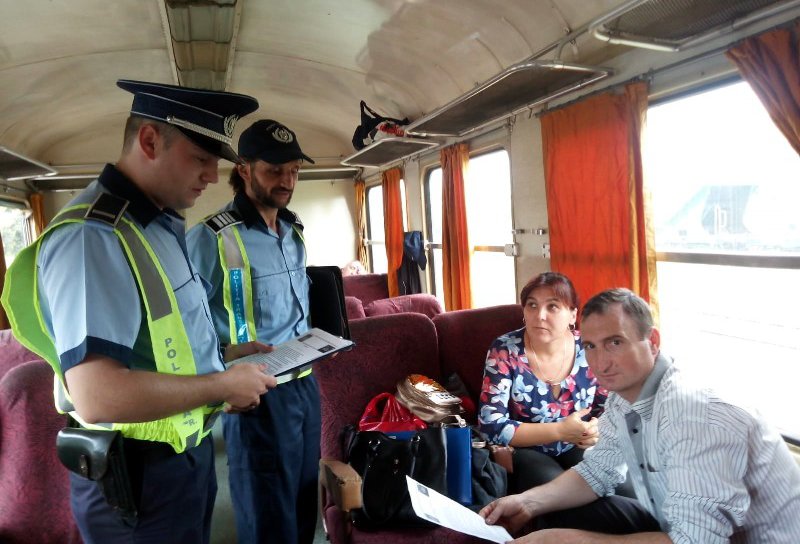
[229,328,353,384]
[406,476,512,543]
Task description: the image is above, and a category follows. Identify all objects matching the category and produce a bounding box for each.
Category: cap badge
[272,126,294,144]
[224,115,239,138]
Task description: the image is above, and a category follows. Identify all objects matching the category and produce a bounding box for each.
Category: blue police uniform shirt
[186,192,310,346]
[37,164,225,376]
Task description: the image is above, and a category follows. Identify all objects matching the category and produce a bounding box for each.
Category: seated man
[481,288,800,543]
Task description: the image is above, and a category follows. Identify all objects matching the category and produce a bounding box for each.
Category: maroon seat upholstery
[341,274,389,305]
[315,313,485,544]
[363,293,444,319]
[0,329,42,381]
[434,304,524,424]
[344,296,367,321]
[0,360,82,543]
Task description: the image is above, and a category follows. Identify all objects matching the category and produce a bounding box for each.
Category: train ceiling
[1,0,798,190]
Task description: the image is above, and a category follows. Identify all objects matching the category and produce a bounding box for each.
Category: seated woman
[479,272,606,493]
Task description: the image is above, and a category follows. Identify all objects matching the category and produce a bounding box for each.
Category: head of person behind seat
[579,288,661,403]
[229,119,314,211]
[115,79,259,210]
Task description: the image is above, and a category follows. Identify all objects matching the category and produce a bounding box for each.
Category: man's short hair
[122,116,180,152]
[581,288,654,339]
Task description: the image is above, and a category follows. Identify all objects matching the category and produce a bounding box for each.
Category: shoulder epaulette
[278,208,304,231]
[84,193,129,227]
[204,210,244,235]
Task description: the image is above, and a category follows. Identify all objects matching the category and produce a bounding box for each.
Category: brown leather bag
[394,374,464,424]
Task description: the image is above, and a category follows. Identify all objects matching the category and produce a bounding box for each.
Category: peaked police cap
[117,79,259,163]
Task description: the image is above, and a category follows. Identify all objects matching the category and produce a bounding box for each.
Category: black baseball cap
[117,79,259,163]
[238,119,315,164]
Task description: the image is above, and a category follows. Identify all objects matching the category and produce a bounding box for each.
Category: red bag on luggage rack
[358,392,427,432]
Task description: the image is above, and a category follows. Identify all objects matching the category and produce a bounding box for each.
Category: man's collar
[232,192,302,230]
[98,164,181,226]
[233,191,262,228]
[630,352,672,419]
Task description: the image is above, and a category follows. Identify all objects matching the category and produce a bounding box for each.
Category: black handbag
[351,100,409,151]
[345,426,447,529]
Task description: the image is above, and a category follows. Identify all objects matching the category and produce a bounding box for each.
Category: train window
[365,180,407,273]
[424,149,515,308]
[0,202,31,267]
[644,81,800,438]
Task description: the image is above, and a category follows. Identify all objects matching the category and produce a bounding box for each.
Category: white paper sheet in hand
[405,475,512,543]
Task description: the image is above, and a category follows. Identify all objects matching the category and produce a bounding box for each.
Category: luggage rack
[340,137,440,168]
[589,0,800,52]
[404,60,612,138]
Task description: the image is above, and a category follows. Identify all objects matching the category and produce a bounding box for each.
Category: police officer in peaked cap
[2,79,280,544]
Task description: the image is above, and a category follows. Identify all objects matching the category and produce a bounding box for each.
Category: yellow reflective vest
[1,193,220,453]
[203,208,311,379]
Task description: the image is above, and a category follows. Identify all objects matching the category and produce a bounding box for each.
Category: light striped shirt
[574,354,800,543]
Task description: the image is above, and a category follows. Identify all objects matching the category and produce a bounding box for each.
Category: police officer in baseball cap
[186,118,318,544]
[20,79,277,544]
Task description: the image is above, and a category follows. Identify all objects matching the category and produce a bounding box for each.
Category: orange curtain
[0,234,8,329]
[541,81,656,313]
[440,143,472,310]
[726,20,800,155]
[354,179,369,268]
[29,192,46,235]
[382,168,404,297]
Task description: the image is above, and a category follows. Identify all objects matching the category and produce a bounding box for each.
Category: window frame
[422,145,515,305]
[364,179,408,274]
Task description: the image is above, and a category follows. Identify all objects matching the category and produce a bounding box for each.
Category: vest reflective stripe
[217,226,257,343]
[210,216,312,379]
[1,202,219,453]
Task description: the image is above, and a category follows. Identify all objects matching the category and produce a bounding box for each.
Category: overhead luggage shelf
[340,138,440,168]
[0,146,56,181]
[298,166,360,181]
[404,61,613,138]
[590,0,800,52]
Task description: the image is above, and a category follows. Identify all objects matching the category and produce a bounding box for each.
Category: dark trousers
[512,447,636,498]
[224,374,321,544]
[511,446,585,492]
[537,495,661,534]
[70,435,216,544]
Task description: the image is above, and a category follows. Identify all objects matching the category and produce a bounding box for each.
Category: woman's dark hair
[519,272,579,310]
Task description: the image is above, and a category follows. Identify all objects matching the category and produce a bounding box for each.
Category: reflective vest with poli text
[203,208,311,379]
[1,193,221,453]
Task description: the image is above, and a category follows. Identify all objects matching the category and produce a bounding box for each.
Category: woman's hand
[576,417,599,449]
[558,408,593,445]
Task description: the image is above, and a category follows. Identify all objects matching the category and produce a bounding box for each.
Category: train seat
[315,305,523,543]
[0,346,81,543]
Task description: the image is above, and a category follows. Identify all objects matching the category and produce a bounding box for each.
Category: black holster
[56,427,138,521]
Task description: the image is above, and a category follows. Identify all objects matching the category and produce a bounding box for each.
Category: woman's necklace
[524,330,573,387]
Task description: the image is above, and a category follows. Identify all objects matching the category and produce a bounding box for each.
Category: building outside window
[644,80,800,439]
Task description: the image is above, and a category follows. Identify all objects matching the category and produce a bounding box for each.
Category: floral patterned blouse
[478,327,607,455]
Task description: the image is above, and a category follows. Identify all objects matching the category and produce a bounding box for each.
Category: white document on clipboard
[228,328,353,384]
[406,475,512,543]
